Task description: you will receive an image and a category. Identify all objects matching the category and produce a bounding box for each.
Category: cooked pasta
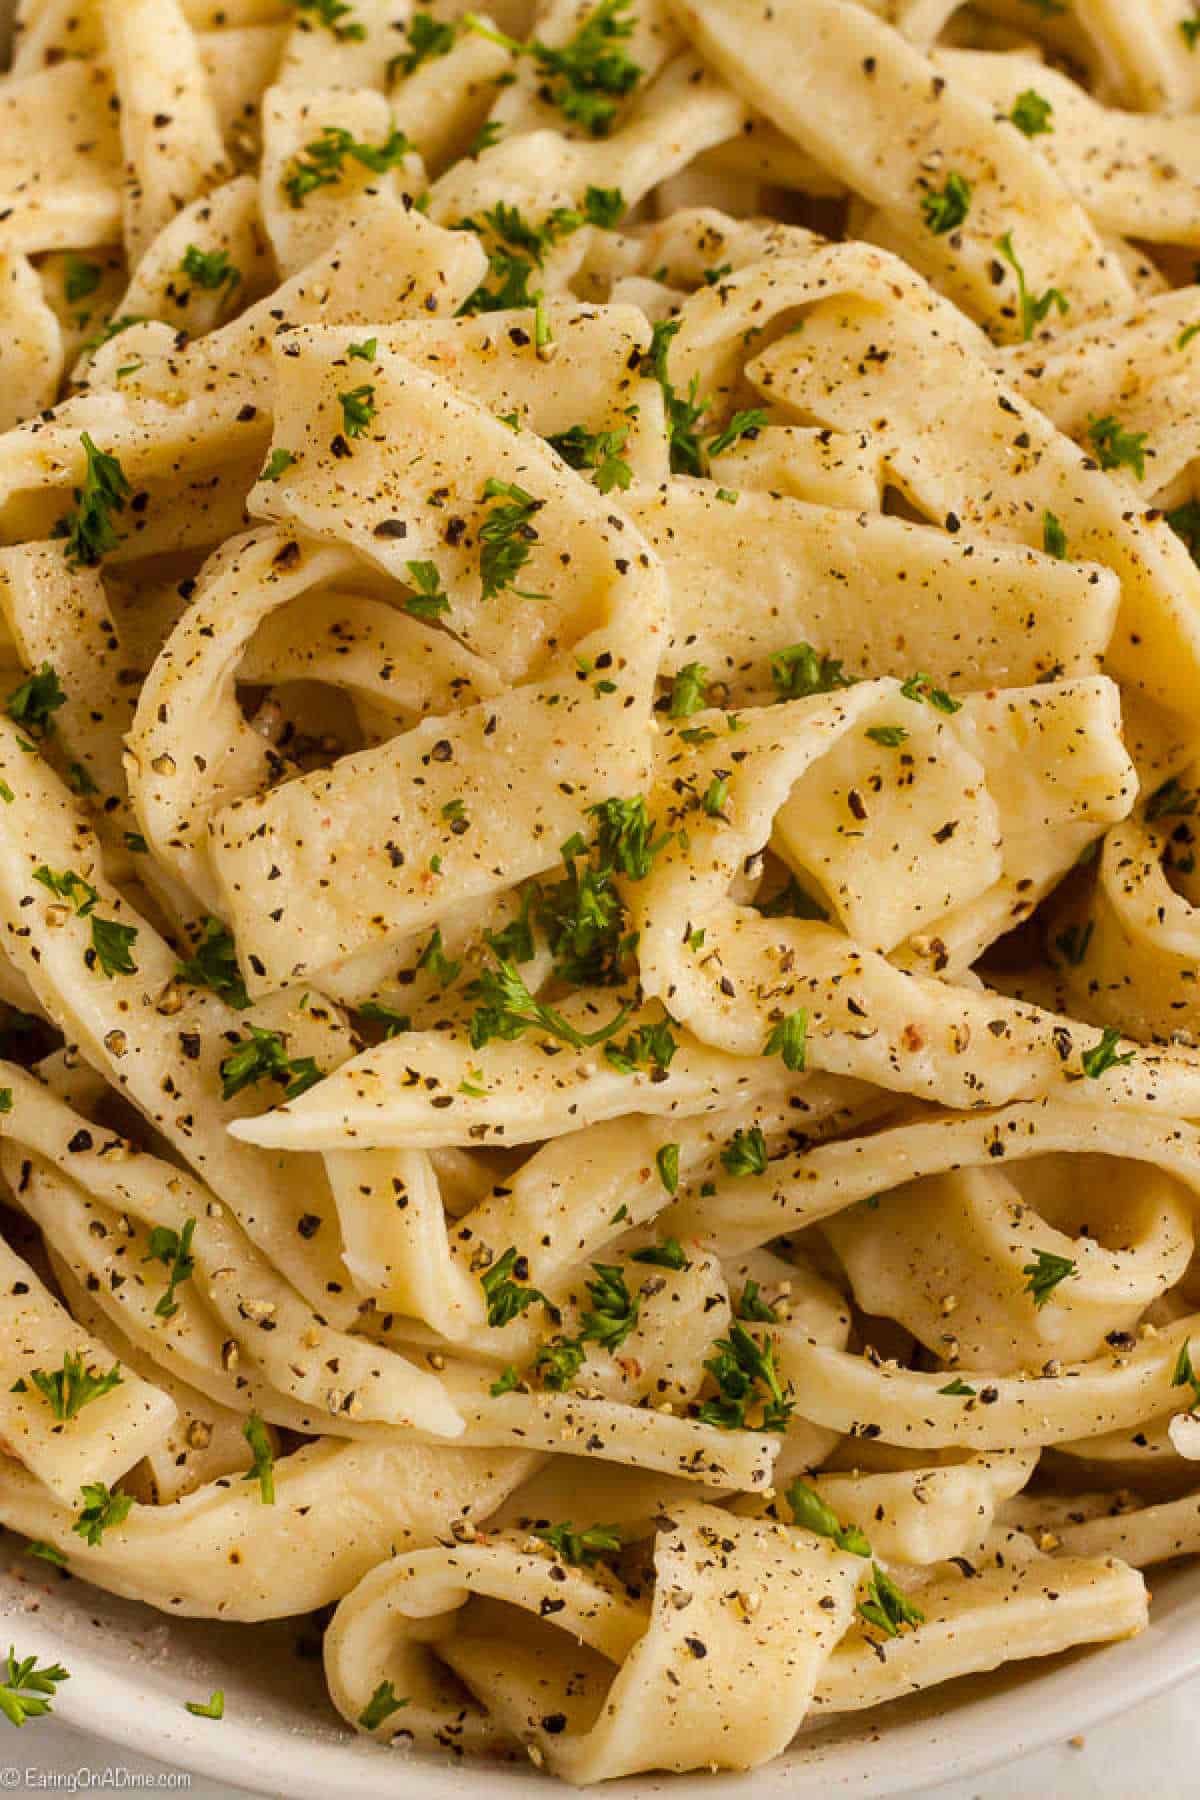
[6,0,1200,1777]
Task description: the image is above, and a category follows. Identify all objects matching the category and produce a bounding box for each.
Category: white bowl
[5,1533,1200,1798]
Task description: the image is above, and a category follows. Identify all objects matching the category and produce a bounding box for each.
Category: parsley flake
[219,1026,325,1102]
[74,1482,132,1547]
[143,1218,197,1320]
[1010,89,1053,136]
[0,1650,69,1726]
[6,664,65,735]
[996,232,1069,341]
[858,1563,925,1638]
[771,643,854,700]
[1080,1026,1135,1079]
[921,171,971,234]
[1022,1247,1077,1307]
[30,1352,122,1421]
[186,1690,225,1720]
[283,124,410,207]
[179,245,241,294]
[481,1245,557,1328]
[1087,412,1148,480]
[358,1681,408,1730]
[55,434,130,568]
[720,1126,767,1177]
[786,1479,871,1555]
[242,1412,275,1503]
[763,1008,807,1072]
[176,917,250,1009]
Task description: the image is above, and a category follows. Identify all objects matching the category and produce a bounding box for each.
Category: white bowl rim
[8,1553,1200,1798]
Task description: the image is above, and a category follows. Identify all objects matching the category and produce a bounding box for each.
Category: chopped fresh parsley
[531,1335,585,1390]
[176,917,251,1009]
[770,643,854,700]
[639,317,709,476]
[1080,1025,1135,1079]
[1172,1338,1200,1410]
[64,256,102,305]
[786,1479,871,1555]
[1043,509,1068,559]
[402,559,451,620]
[478,478,545,600]
[603,1019,678,1074]
[655,1141,680,1194]
[1086,412,1148,480]
[242,1412,275,1503]
[1167,500,1200,564]
[698,1320,793,1431]
[347,336,377,361]
[74,1482,132,1547]
[416,927,461,989]
[1022,1247,1077,1307]
[25,1541,67,1568]
[290,0,366,39]
[920,171,971,235]
[260,449,297,482]
[0,1650,69,1726]
[720,1125,767,1177]
[282,124,410,207]
[1145,776,1197,821]
[186,1690,225,1720]
[996,232,1069,341]
[468,955,632,1051]
[56,434,130,568]
[489,1364,521,1396]
[866,724,908,747]
[480,1245,557,1328]
[30,1351,122,1421]
[143,1218,196,1320]
[1009,89,1053,136]
[469,0,641,137]
[357,1000,411,1038]
[629,1237,688,1273]
[33,865,98,915]
[900,670,961,713]
[534,1522,622,1564]
[763,1008,807,1072]
[179,245,241,294]
[358,1681,408,1730]
[68,762,98,795]
[391,10,455,76]
[219,1026,325,1102]
[90,916,138,978]
[587,794,673,878]
[6,664,65,735]
[668,662,709,717]
[707,407,768,458]
[1053,920,1093,966]
[702,776,728,816]
[736,1279,779,1322]
[546,422,632,493]
[580,1261,640,1351]
[338,384,376,439]
[858,1563,925,1638]
[938,1376,977,1397]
